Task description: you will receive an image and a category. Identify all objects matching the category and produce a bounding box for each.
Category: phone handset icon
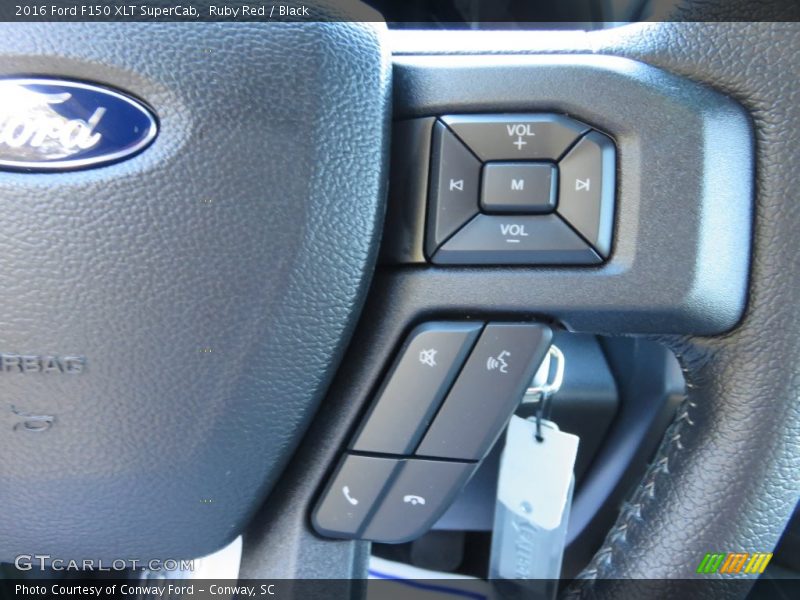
[403,494,426,506]
[342,485,359,506]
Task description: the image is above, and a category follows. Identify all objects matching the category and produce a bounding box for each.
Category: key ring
[525,344,565,402]
[522,345,565,442]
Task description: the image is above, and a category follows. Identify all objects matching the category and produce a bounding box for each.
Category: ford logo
[0,78,157,171]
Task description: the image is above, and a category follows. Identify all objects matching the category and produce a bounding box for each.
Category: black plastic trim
[383,54,753,335]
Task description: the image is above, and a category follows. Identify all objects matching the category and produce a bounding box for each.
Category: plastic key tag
[490,415,579,597]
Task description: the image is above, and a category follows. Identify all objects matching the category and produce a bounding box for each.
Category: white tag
[498,416,578,530]
[490,416,579,587]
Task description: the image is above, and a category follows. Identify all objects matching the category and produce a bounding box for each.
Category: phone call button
[312,454,400,538]
[362,459,476,544]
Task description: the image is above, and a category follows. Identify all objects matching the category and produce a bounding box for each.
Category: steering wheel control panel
[427,115,616,265]
[312,321,552,543]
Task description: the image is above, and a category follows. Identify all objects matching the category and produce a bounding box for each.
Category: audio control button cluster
[427,114,616,265]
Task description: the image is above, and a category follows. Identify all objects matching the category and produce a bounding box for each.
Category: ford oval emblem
[0,78,157,171]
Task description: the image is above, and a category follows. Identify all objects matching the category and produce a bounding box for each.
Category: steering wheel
[0,1,797,593]
[568,13,800,585]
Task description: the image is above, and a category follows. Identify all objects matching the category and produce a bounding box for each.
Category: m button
[481,162,557,214]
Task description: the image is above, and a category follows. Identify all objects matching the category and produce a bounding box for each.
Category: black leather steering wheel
[243,7,800,591]
[568,16,800,586]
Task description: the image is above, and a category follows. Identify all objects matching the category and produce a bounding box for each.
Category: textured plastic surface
[381,118,434,264]
[386,53,752,334]
[0,17,390,562]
